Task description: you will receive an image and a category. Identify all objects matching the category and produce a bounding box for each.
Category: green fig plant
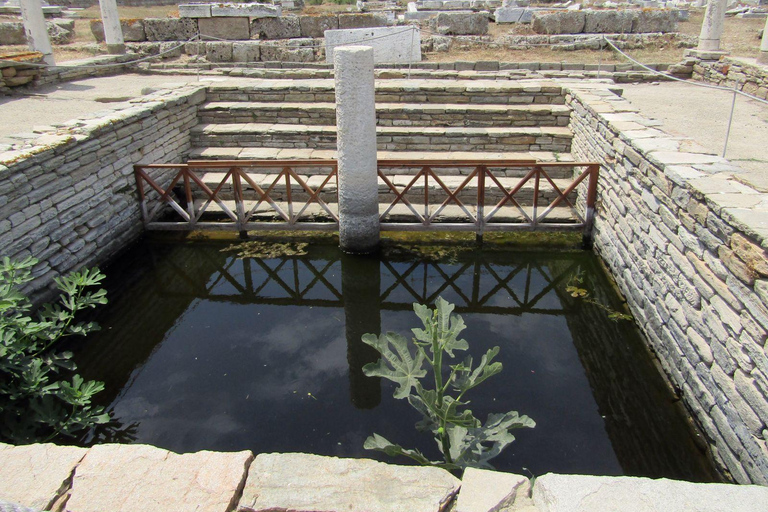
[0,256,110,443]
[362,297,534,470]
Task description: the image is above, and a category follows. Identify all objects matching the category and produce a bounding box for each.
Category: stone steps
[204,79,566,105]
[187,148,578,179]
[187,200,580,224]
[178,171,579,206]
[190,123,573,153]
[198,101,572,128]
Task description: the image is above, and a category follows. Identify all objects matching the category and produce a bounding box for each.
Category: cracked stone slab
[64,444,253,512]
[455,468,530,512]
[0,442,87,511]
[238,453,461,512]
[532,473,768,512]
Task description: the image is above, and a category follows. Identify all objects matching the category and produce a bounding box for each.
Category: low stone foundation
[690,56,768,100]
[1,442,766,512]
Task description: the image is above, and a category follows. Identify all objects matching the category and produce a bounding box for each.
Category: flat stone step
[205,79,565,105]
[186,147,578,179]
[190,123,573,153]
[173,171,581,206]
[198,102,572,128]
[181,201,581,225]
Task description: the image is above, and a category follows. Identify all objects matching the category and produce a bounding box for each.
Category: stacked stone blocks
[0,86,205,301]
[566,85,768,484]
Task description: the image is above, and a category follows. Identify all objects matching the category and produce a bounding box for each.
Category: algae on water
[222,241,309,259]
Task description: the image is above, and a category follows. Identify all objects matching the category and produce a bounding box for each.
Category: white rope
[603,35,768,106]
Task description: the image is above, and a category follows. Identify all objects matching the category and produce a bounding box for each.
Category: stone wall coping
[0,85,207,173]
[1,442,766,512]
[565,83,768,250]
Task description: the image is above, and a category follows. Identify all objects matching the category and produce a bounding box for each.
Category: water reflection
[71,239,718,481]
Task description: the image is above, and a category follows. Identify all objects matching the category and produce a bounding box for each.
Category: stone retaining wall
[531,8,679,35]
[0,85,205,301]
[85,14,389,43]
[691,56,768,101]
[1,442,767,512]
[565,85,768,484]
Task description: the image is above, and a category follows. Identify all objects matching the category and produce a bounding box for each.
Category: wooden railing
[134,159,599,236]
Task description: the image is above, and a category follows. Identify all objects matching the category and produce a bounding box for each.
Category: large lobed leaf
[412,297,468,357]
[362,332,427,399]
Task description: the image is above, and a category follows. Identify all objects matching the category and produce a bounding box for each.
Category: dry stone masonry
[0,84,204,300]
[565,84,768,484]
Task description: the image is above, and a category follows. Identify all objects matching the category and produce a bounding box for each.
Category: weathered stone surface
[65,444,253,512]
[143,18,198,41]
[238,453,460,512]
[533,473,768,512]
[251,16,301,39]
[211,3,280,18]
[0,21,25,45]
[632,9,678,34]
[233,41,260,62]
[205,41,234,62]
[532,11,585,35]
[433,12,489,35]
[338,13,389,29]
[198,17,250,41]
[584,10,634,34]
[90,19,146,43]
[456,468,529,512]
[731,232,768,277]
[48,19,75,45]
[495,6,533,23]
[179,4,212,18]
[299,14,338,38]
[326,26,420,64]
[0,442,87,511]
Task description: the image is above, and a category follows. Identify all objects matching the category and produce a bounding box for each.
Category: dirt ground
[2,5,764,65]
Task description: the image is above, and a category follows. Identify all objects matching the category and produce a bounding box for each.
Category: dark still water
[70,237,718,481]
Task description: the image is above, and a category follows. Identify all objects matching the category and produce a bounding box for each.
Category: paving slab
[64,443,253,512]
[455,468,530,512]
[238,452,460,512]
[532,473,768,512]
[0,442,87,511]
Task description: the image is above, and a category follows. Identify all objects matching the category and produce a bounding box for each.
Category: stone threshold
[1,441,766,512]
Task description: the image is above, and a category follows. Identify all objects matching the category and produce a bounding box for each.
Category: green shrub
[0,257,110,444]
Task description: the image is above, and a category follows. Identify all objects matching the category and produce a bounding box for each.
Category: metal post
[722,86,737,158]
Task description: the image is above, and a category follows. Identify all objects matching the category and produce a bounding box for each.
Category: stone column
[19,0,54,65]
[759,17,768,65]
[334,45,380,254]
[99,0,125,54]
[697,0,727,52]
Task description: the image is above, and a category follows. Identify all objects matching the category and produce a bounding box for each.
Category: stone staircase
[185,78,581,223]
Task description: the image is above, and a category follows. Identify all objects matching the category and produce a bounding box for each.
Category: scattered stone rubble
[1,442,767,512]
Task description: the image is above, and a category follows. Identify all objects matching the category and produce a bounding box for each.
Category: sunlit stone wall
[0,85,206,301]
[566,85,768,484]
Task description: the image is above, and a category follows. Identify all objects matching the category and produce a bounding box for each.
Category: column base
[685,49,729,61]
[106,43,126,55]
[758,52,768,66]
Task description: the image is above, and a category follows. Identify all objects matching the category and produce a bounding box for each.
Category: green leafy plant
[362,297,534,470]
[566,272,632,322]
[0,257,110,443]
